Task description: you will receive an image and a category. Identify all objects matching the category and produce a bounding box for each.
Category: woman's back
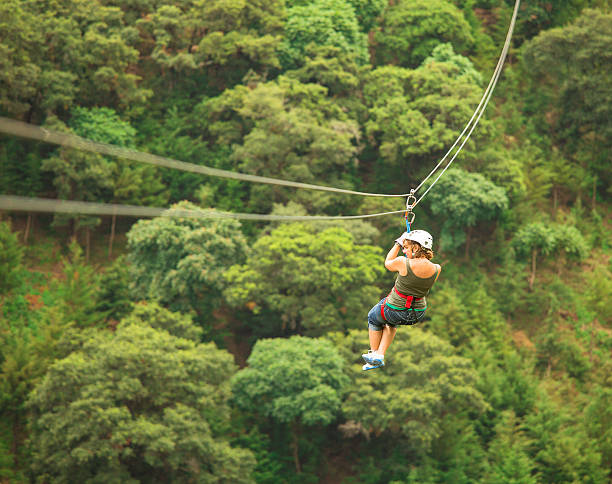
[386,259,439,309]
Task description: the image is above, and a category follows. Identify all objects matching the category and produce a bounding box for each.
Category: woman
[363,230,441,371]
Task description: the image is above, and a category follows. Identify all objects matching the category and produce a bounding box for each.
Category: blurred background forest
[1,0,611,482]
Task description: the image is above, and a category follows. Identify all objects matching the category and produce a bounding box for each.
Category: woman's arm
[384,243,407,273]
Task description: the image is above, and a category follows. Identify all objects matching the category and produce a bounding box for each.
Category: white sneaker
[363,361,385,371]
[362,350,384,366]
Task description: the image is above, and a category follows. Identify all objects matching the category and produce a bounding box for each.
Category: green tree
[279,0,368,69]
[335,329,488,454]
[0,0,42,117]
[202,76,361,213]
[512,222,588,290]
[69,106,137,147]
[535,323,592,381]
[126,201,246,320]
[421,42,483,85]
[95,256,133,323]
[223,223,384,336]
[426,283,508,354]
[0,221,23,296]
[132,0,284,92]
[363,64,484,188]
[425,168,508,257]
[524,395,607,483]
[28,321,255,483]
[584,264,612,327]
[122,302,203,342]
[0,307,71,481]
[0,0,149,119]
[347,0,386,32]
[484,411,537,484]
[585,385,612,473]
[50,241,105,329]
[285,45,366,114]
[522,9,612,203]
[547,149,585,216]
[0,138,46,212]
[68,106,168,257]
[231,336,348,473]
[513,0,605,42]
[138,105,230,205]
[286,0,386,32]
[373,0,474,68]
[41,116,114,259]
[269,201,381,245]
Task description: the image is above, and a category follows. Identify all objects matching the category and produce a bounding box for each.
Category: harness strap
[393,287,422,309]
[380,297,387,321]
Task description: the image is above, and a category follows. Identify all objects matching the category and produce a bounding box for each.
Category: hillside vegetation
[1,1,611,482]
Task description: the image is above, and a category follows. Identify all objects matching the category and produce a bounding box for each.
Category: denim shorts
[367,298,427,331]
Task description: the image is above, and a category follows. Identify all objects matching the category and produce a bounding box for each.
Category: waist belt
[392,287,422,309]
[380,288,422,321]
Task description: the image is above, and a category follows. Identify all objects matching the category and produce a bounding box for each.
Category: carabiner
[405,189,416,232]
[406,190,417,212]
[405,210,415,225]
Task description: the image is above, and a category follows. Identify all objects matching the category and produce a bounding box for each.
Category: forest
[0,0,611,482]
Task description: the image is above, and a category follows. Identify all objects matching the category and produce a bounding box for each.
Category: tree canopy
[127,201,246,319]
[280,0,368,70]
[28,321,255,483]
[223,223,384,336]
[373,0,474,68]
[336,329,488,453]
[522,8,612,198]
[0,1,610,482]
[202,76,361,213]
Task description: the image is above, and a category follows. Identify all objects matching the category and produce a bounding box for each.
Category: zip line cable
[0,195,406,222]
[0,117,407,198]
[0,0,519,221]
[414,42,509,208]
[412,0,521,199]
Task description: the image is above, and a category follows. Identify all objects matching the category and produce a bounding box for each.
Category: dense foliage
[1,1,611,483]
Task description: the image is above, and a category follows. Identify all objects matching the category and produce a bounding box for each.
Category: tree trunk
[552,186,557,219]
[85,228,91,263]
[108,214,116,259]
[529,248,537,291]
[592,176,597,210]
[24,213,32,244]
[291,424,301,474]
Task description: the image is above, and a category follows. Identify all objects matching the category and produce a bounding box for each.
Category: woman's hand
[394,232,409,247]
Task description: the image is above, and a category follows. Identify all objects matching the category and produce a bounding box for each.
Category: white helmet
[405,230,433,250]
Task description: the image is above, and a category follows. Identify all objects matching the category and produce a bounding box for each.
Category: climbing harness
[379,290,423,322]
[392,287,421,309]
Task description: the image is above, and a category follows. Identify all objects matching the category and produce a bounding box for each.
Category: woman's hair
[403,240,434,260]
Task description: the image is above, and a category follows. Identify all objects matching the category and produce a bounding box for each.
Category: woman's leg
[369,328,383,352]
[367,299,386,351]
[377,324,397,355]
